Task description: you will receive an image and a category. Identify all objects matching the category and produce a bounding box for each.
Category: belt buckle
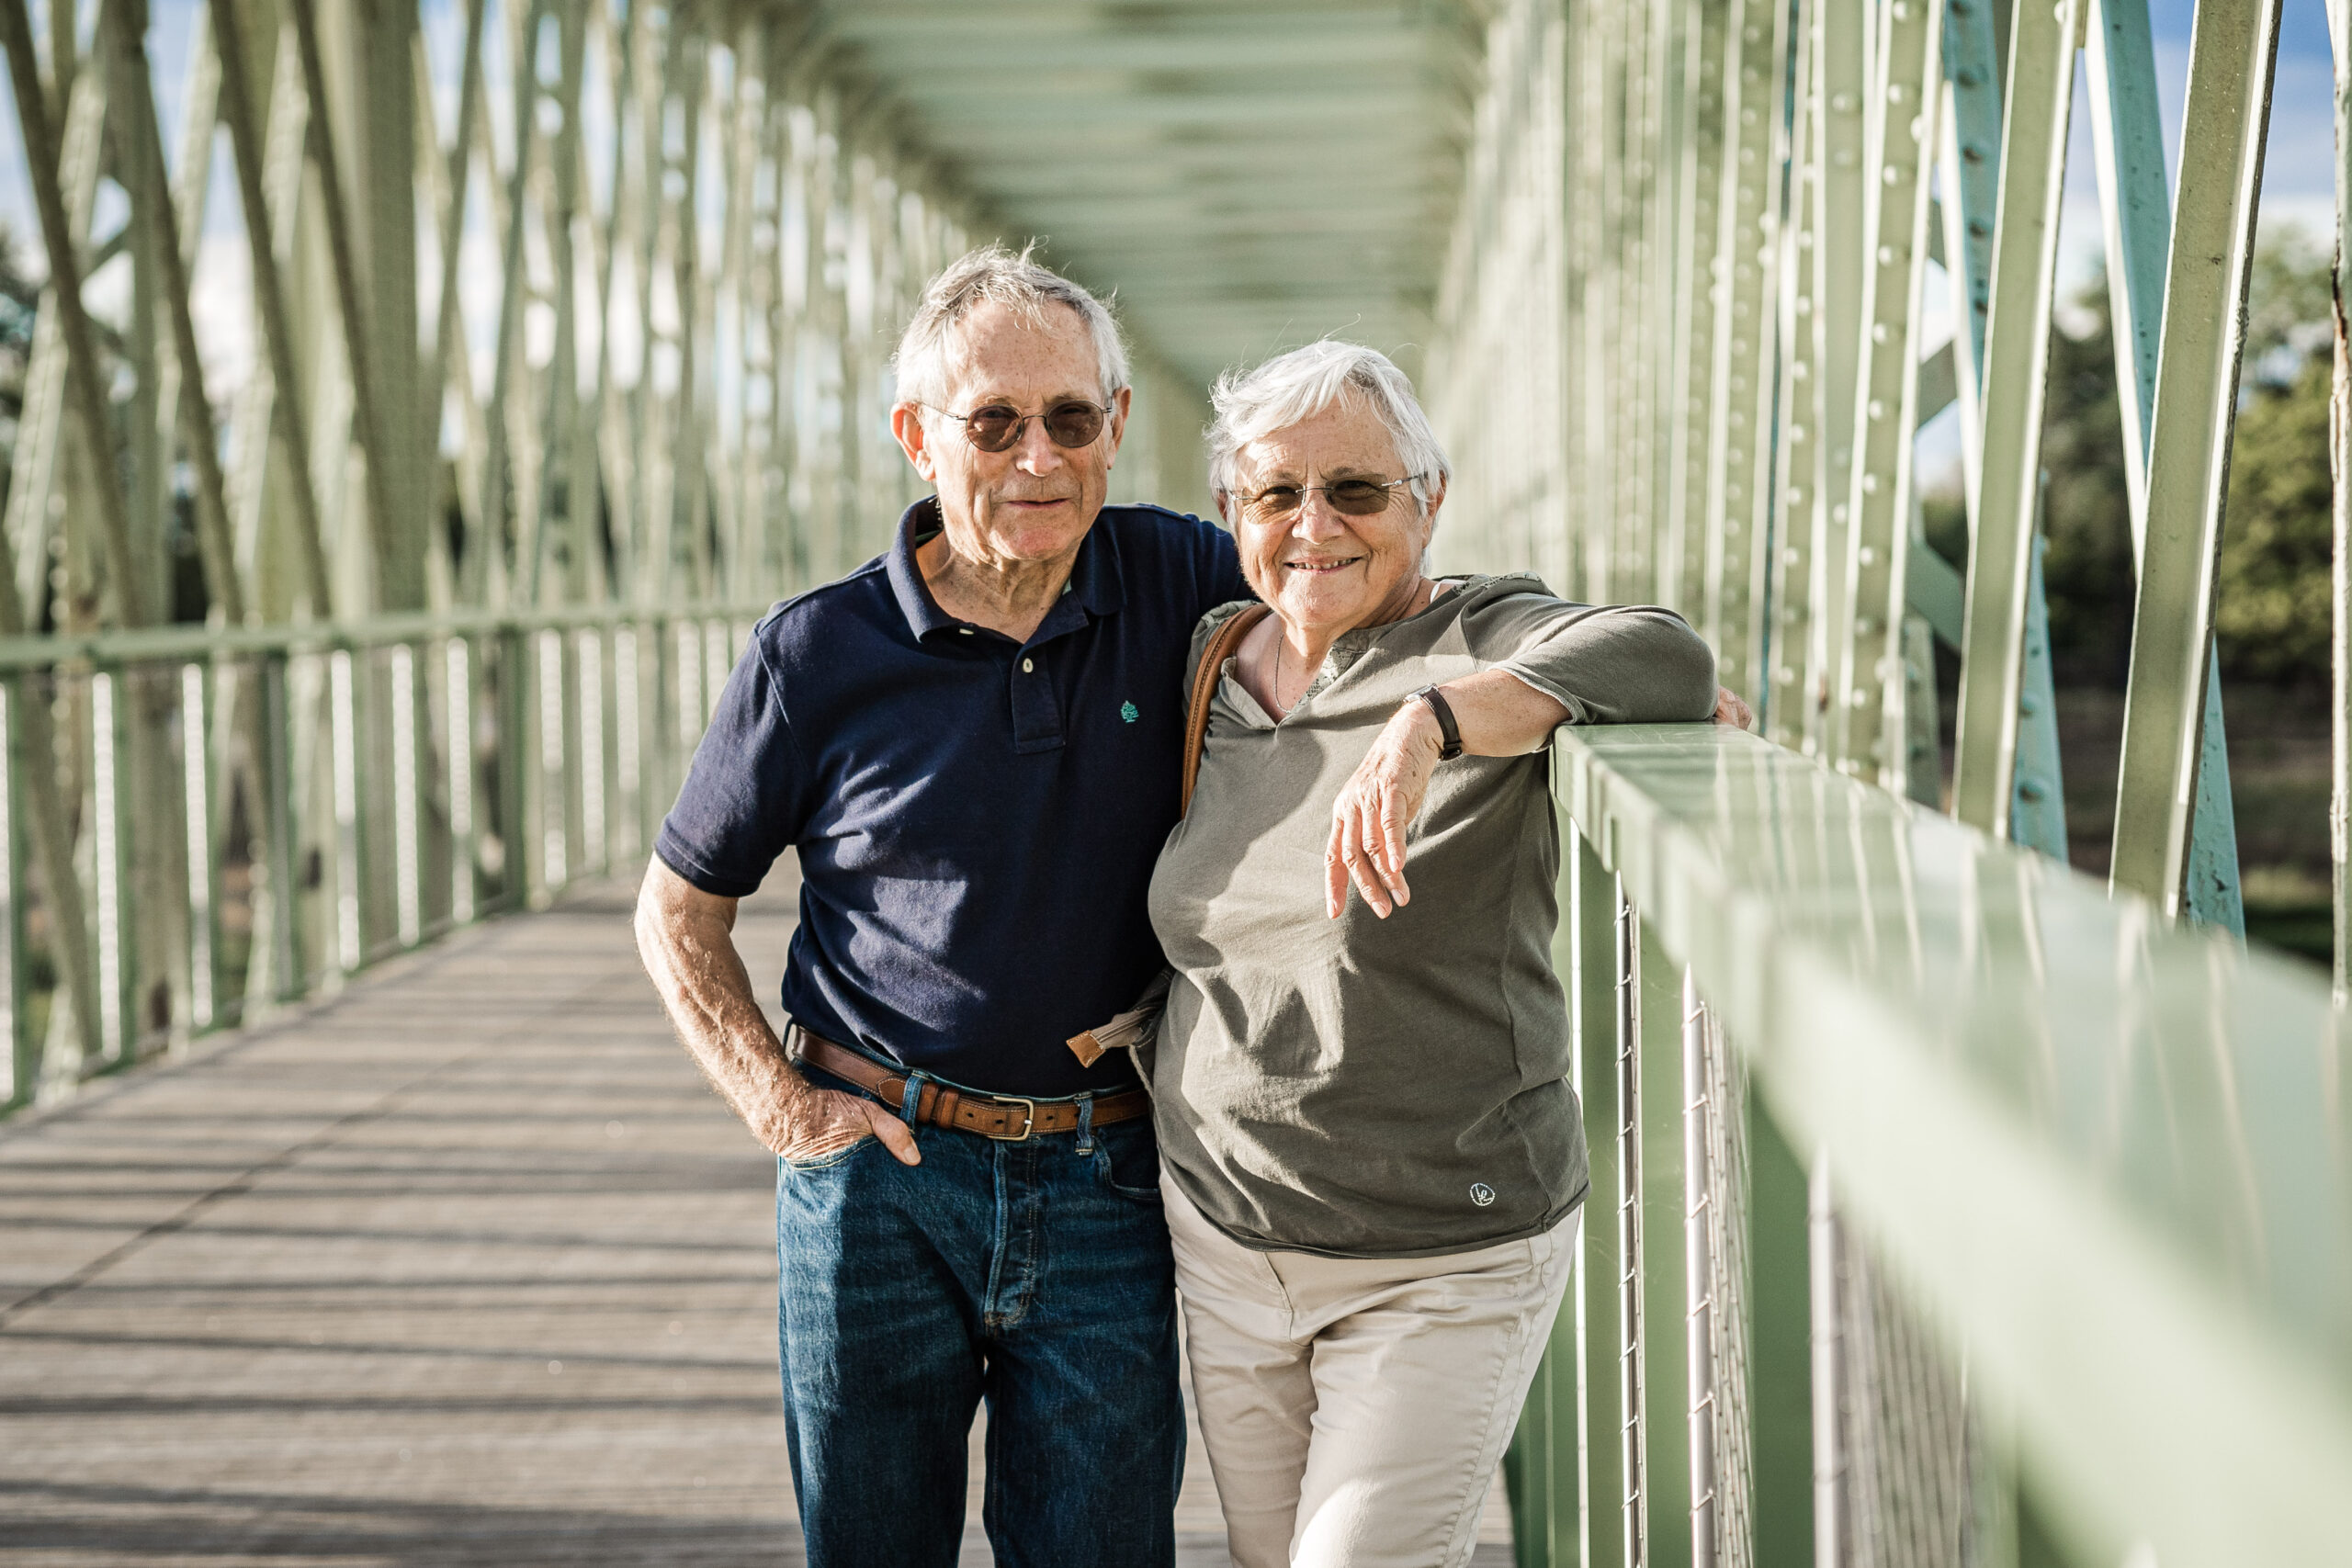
[983,1097,1036,1142]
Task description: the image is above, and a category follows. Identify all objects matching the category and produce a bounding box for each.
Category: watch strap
[1411,683,1464,761]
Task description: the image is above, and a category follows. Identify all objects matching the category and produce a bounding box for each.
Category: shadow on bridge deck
[0,875,1510,1565]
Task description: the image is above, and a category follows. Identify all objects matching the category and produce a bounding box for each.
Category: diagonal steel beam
[208,0,335,617]
[0,0,149,631]
[285,0,402,609]
[101,0,243,626]
[420,0,488,520]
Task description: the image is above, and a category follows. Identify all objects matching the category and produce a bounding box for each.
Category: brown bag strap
[1182,604,1270,816]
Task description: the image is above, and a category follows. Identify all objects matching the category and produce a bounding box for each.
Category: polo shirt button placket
[1009,649,1063,752]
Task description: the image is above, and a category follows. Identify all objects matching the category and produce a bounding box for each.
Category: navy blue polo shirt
[655,497,1250,1099]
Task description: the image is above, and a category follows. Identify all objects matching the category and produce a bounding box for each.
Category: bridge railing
[1502,723,2352,1568]
[0,603,766,1109]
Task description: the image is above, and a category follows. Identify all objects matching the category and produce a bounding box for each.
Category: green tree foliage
[2006,232,2337,689]
[2214,232,2334,686]
[2038,276,2137,686]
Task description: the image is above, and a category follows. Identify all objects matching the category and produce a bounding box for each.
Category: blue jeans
[775,1100,1183,1567]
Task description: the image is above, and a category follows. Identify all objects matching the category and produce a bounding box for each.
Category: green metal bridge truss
[0,0,2346,1563]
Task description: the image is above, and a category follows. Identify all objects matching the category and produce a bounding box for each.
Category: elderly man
[636,246,1240,1566]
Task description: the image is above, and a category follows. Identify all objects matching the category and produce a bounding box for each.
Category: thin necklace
[1272,577,1433,712]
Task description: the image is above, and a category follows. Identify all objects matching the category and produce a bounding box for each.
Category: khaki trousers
[1163,1174,1577,1568]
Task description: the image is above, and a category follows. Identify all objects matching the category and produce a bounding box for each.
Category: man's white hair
[1205,341,1451,512]
[893,243,1129,412]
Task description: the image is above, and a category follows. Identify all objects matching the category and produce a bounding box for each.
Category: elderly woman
[1141,342,1719,1568]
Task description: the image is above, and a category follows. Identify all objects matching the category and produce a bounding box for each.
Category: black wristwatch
[1409,684,1464,761]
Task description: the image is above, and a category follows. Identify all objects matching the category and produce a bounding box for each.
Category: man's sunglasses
[1228,476,1421,524]
[922,400,1113,453]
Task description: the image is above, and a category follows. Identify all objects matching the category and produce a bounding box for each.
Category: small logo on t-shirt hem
[1120,701,1140,723]
[1469,1183,1497,1207]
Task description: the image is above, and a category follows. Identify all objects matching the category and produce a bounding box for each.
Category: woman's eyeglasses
[1229,476,1420,524]
[922,400,1113,453]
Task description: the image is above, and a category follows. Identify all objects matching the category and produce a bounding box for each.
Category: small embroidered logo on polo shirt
[1120,701,1139,723]
[1469,1183,1496,1207]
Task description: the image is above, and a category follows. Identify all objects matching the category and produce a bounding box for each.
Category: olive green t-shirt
[1141,574,1717,1258]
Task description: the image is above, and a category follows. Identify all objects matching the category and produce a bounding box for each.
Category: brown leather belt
[786,1026,1151,1143]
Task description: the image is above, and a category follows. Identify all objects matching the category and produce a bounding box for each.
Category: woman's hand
[1326,700,1447,919]
[1713,686,1754,730]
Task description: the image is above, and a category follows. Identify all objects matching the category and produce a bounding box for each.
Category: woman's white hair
[1205,341,1451,512]
[893,243,1129,412]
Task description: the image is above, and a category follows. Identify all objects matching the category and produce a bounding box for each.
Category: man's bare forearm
[633,857,920,1165]
[634,859,801,1146]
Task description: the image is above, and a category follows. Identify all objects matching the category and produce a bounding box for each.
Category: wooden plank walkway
[0,878,1514,1565]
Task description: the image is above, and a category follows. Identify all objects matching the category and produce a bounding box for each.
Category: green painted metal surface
[1555,721,2352,1567]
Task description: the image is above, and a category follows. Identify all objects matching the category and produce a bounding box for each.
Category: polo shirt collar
[887,496,1126,643]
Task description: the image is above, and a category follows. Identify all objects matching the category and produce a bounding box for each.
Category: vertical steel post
[1950,0,2082,838]
[1709,0,1795,712]
[1767,6,1819,749]
[2086,0,2247,932]
[2109,0,2282,917]
[1835,0,1949,790]
[1668,0,1731,623]
[1806,0,1870,757]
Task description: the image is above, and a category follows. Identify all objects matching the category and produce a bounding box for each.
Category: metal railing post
[1637,919,1693,1568]
[258,651,302,1005]
[1680,973,1718,1568]
[0,684,22,1107]
[1576,829,1630,1567]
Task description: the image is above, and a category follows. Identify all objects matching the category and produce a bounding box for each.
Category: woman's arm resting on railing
[1325,667,1747,919]
[1322,671,1562,919]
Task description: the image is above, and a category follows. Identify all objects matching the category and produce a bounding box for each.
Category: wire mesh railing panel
[1826,1213,1979,1568]
[1696,1002,1753,1568]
